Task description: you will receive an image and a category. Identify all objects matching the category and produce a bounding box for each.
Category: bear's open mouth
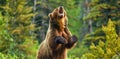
[59,7,63,13]
[58,6,64,17]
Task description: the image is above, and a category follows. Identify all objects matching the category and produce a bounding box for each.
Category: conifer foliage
[0,0,120,59]
[0,0,37,58]
[81,20,120,59]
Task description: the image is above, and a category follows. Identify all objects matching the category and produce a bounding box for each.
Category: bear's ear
[48,13,52,18]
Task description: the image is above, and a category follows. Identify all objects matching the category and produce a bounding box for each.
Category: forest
[0,0,120,59]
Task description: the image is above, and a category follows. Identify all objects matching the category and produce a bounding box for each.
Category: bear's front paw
[71,35,78,43]
[55,36,67,44]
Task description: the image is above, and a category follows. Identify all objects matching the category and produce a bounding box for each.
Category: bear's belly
[52,48,67,59]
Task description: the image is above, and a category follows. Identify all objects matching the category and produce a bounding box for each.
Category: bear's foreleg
[64,28,78,49]
[65,35,77,49]
[54,36,67,44]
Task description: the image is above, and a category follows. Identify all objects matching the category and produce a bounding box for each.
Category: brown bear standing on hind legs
[36,6,77,59]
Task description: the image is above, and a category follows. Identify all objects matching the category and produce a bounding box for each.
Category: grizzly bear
[36,6,77,59]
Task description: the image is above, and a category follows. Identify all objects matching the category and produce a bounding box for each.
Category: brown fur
[36,6,77,59]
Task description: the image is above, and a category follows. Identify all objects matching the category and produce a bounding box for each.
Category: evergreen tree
[83,0,120,46]
[81,19,120,59]
[0,0,37,58]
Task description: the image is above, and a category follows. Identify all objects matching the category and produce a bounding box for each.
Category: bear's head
[49,6,67,31]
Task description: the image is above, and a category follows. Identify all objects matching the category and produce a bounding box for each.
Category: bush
[0,53,18,59]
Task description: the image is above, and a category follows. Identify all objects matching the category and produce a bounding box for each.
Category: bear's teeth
[59,13,64,16]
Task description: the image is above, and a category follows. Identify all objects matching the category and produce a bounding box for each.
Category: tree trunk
[33,0,36,24]
[85,0,92,33]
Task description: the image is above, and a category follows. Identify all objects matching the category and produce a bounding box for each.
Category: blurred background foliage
[0,0,120,59]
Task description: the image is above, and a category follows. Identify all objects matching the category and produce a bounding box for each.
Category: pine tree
[81,19,120,59]
[83,0,120,46]
[82,0,120,58]
[0,0,37,58]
